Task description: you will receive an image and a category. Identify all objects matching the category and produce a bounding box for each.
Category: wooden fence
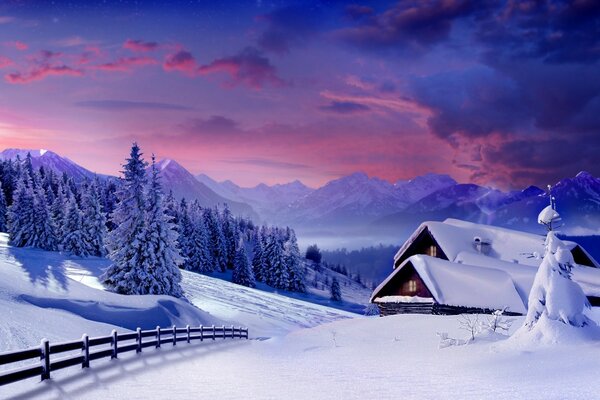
[0,324,248,387]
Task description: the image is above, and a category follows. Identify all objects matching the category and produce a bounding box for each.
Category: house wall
[394,228,447,268]
[375,263,433,298]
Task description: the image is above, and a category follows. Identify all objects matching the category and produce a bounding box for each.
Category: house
[370,219,600,316]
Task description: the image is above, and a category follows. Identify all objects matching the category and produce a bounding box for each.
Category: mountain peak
[575,171,595,180]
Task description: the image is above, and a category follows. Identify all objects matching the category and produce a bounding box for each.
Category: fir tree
[7,176,36,247]
[251,230,267,282]
[204,207,227,272]
[0,180,7,232]
[52,181,69,246]
[101,143,152,295]
[232,238,255,287]
[142,156,183,297]
[221,204,237,270]
[81,177,107,257]
[330,277,342,302]
[62,196,89,256]
[284,228,306,292]
[31,180,57,251]
[264,229,289,289]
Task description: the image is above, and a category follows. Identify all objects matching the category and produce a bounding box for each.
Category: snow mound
[509,313,600,347]
[538,205,560,225]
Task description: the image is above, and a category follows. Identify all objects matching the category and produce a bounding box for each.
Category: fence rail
[0,324,248,387]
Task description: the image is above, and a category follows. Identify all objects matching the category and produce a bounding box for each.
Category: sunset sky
[0,0,599,188]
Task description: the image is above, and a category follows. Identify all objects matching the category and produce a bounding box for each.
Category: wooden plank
[50,355,84,372]
[117,332,138,341]
[0,365,43,386]
[89,348,113,361]
[0,348,41,365]
[89,336,112,347]
[141,330,157,338]
[141,340,158,349]
[50,340,83,354]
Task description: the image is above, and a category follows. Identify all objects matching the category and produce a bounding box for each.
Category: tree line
[0,144,306,297]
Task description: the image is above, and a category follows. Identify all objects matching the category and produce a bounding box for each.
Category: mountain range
[2,148,600,247]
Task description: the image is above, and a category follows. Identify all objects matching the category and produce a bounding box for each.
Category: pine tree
[142,156,183,297]
[330,277,342,302]
[190,201,212,273]
[264,229,289,289]
[204,207,227,272]
[7,176,36,247]
[101,143,152,295]
[62,195,89,256]
[251,230,267,282]
[52,180,69,246]
[232,238,255,287]
[221,204,237,270]
[180,199,212,273]
[284,228,306,292]
[0,180,7,232]
[81,177,107,257]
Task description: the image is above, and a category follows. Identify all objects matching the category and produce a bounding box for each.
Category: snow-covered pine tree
[232,238,255,287]
[0,180,7,232]
[521,197,593,332]
[30,175,57,251]
[7,176,36,247]
[251,230,267,282]
[142,156,183,297]
[179,199,212,274]
[81,177,107,257]
[330,277,342,302]
[62,195,89,256]
[284,227,306,293]
[264,228,289,289]
[101,143,152,295]
[190,200,213,273]
[204,207,227,272]
[221,204,237,270]
[52,180,70,246]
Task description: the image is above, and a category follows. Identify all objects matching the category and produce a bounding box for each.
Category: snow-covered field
[4,312,600,400]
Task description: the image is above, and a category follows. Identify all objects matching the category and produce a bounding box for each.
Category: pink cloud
[14,41,28,51]
[124,39,159,52]
[163,50,198,75]
[197,47,284,89]
[92,56,158,72]
[5,65,84,84]
[0,56,13,69]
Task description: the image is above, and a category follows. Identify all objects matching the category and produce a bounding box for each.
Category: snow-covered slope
[9,311,600,400]
[155,159,257,219]
[0,233,219,351]
[0,148,98,182]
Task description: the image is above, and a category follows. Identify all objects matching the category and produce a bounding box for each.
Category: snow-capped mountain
[394,173,457,204]
[155,159,257,218]
[196,173,314,219]
[0,148,98,181]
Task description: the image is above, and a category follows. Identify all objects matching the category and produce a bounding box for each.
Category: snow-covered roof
[394,218,594,268]
[372,255,527,314]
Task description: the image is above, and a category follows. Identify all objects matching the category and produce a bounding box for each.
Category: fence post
[136,328,142,354]
[40,338,50,381]
[245,328,248,339]
[200,325,203,342]
[186,325,191,343]
[111,330,118,359]
[82,334,90,368]
[172,325,177,346]
[156,326,161,348]
[212,325,216,341]
[223,326,226,340]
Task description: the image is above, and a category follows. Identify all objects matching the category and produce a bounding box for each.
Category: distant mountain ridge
[3,147,599,245]
[0,148,98,181]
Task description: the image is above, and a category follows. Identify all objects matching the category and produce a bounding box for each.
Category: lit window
[427,245,437,257]
[408,280,417,293]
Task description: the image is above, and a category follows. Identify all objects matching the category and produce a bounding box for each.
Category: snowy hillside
[0,233,355,351]
[0,149,98,182]
[6,312,600,400]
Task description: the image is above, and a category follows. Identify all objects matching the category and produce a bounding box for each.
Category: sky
[0,0,599,189]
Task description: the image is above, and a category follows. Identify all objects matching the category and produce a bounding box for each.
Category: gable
[394,227,447,268]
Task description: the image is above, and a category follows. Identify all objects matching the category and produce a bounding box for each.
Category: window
[407,280,417,293]
[427,245,437,257]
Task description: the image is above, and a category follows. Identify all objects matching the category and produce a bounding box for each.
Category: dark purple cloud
[319,100,370,114]
[124,39,159,52]
[198,47,284,89]
[75,100,192,111]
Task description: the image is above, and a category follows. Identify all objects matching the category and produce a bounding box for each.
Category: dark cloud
[187,115,240,134]
[74,100,192,111]
[124,39,159,52]
[198,47,284,89]
[163,50,197,75]
[336,0,480,53]
[223,158,311,170]
[256,5,322,54]
[319,100,370,114]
